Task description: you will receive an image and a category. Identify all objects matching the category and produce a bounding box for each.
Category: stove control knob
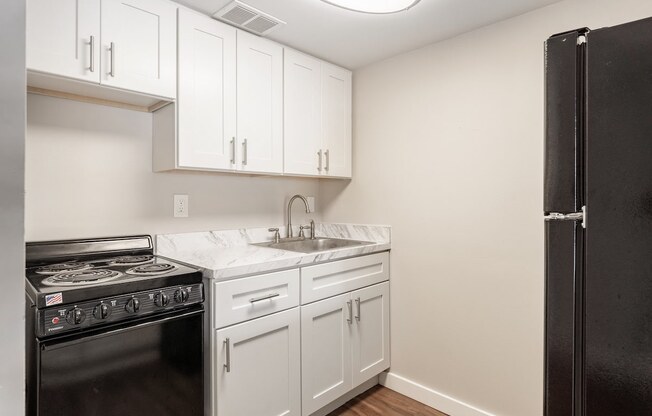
[174,288,189,303]
[125,297,141,313]
[154,292,169,307]
[93,303,111,320]
[66,307,86,325]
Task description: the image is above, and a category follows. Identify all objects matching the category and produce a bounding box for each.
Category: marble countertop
[156,223,391,280]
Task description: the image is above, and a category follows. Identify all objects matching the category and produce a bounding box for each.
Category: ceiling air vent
[213,1,286,36]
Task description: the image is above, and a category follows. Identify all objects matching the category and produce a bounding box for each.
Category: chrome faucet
[287,195,311,238]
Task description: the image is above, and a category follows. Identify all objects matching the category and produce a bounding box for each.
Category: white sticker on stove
[45,292,63,306]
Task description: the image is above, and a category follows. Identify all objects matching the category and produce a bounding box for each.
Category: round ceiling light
[321,0,421,14]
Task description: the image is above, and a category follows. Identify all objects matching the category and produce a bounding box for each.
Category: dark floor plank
[327,385,448,416]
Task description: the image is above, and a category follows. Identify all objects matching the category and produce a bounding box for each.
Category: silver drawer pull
[346,300,353,324]
[109,42,115,77]
[249,293,280,303]
[223,338,231,373]
[89,35,95,72]
[355,297,361,321]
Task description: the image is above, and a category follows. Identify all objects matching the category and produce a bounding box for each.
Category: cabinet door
[101,0,177,99]
[236,31,283,174]
[321,63,352,178]
[351,282,390,388]
[177,9,236,170]
[284,49,322,176]
[27,0,100,83]
[216,308,301,416]
[301,293,352,415]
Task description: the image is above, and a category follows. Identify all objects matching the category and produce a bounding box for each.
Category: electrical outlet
[306,196,315,213]
[174,194,189,218]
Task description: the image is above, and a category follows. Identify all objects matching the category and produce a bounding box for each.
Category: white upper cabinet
[321,63,352,178]
[236,31,284,174]
[284,49,322,176]
[177,9,236,170]
[27,0,100,83]
[27,0,176,100]
[101,0,177,99]
[283,51,352,178]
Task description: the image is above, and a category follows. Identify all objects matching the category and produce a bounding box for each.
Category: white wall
[26,95,320,241]
[320,0,652,415]
[0,0,25,414]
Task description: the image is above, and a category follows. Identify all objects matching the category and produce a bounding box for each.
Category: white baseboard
[380,372,495,416]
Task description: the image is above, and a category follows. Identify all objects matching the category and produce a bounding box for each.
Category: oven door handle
[41,307,203,351]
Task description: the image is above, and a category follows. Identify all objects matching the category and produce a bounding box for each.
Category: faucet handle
[268,228,281,243]
[299,225,310,238]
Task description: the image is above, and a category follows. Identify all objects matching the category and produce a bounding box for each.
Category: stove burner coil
[41,269,123,286]
[108,255,154,266]
[126,263,177,276]
[36,262,93,275]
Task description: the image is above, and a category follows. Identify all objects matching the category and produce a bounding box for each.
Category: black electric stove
[25,235,204,416]
[26,235,202,305]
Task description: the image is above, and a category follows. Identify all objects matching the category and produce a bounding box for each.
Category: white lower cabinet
[351,282,391,387]
[301,281,390,415]
[301,293,353,415]
[216,307,301,416]
[210,253,390,416]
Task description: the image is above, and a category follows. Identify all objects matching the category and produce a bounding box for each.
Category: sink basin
[252,237,373,253]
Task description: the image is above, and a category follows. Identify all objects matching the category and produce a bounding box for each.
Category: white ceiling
[175,0,561,69]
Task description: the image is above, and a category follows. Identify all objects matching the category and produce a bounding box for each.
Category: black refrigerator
[544,17,652,416]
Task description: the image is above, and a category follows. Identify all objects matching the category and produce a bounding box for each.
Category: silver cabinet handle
[346,300,353,324]
[109,42,115,77]
[317,149,323,172]
[89,35,95,72]
[230,137,235,164]
[325,149,330,172]
[355,297,361,321]
[249,293,280,303]
[223,338,231,373]
[242,139,248,166]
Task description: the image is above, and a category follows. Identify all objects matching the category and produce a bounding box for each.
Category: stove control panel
[37,283,203,338]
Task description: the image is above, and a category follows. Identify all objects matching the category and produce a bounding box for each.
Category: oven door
[36,307,203,416]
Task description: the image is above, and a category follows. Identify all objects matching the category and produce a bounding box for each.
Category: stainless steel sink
[252,237,373,253]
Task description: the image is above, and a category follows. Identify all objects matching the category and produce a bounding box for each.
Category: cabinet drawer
[214,269,300,328]
[301,252,389,304]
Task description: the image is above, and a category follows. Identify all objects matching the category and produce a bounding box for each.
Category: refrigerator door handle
[544,206,586,228]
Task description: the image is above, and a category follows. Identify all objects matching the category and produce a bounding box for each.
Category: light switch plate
[174,194,189,218]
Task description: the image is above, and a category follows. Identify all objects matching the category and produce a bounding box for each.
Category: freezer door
[544,30,583,214]
[584,17,652,416]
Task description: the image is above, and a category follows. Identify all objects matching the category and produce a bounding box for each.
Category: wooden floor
[327,386,448,416]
